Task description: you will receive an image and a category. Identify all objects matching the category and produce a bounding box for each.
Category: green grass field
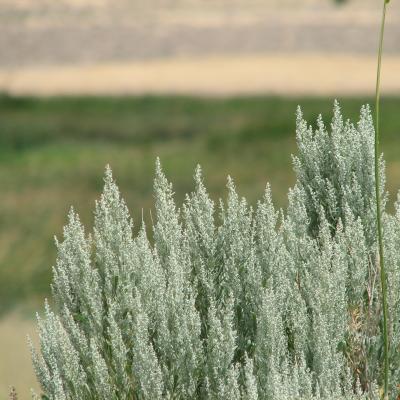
[1,95,400,314]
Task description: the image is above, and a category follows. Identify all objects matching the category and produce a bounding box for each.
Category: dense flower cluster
[31,103,400,399]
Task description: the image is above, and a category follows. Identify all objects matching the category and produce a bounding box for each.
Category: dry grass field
[0,311,40,398]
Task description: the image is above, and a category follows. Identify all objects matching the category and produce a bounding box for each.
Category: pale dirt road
[0,0,399,95]
[2,54,400,96]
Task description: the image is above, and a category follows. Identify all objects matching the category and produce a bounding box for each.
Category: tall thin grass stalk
[375,1,390,399]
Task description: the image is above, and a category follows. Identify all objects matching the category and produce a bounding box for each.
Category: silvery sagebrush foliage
[30,102,400,399]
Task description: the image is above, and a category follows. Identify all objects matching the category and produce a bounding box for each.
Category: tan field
[1,54,400,96]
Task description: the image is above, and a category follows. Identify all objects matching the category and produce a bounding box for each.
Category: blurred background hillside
[1,0,400,95]
[1,0,400,398]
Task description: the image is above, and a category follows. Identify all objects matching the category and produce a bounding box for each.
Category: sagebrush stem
[375,1,389,399]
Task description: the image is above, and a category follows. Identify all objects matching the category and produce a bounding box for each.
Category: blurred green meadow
[1,95,400,314]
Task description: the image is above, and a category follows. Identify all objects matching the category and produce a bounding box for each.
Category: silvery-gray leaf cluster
[31,103,400,399]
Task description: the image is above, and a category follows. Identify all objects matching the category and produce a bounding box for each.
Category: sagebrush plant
[29,102,400,400]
